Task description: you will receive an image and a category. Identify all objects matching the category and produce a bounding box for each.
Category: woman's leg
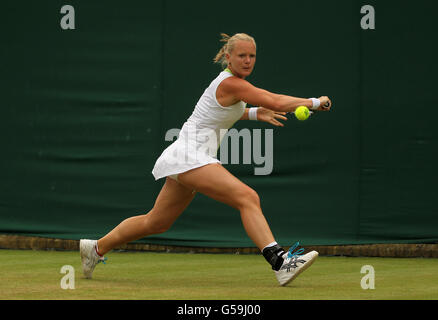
[177,163,275,250]
[97,177,196,255]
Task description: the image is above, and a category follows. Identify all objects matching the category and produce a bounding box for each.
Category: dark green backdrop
[1,0,437,247]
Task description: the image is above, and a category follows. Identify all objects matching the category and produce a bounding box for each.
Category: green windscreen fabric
[1,0,437,247]
[358,1,438,243]
[1,1,164,239]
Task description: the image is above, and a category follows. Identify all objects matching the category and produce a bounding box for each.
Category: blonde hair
[213,33,256,68]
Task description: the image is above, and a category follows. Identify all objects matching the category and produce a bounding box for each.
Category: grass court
[1,249,437,300]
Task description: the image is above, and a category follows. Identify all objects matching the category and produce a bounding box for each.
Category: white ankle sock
[262,241,278,252]
[95,242,103,257]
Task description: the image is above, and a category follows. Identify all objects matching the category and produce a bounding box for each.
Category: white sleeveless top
[152,71,246,180]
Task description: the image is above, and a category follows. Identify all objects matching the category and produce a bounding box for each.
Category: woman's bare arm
[219,77,331,113]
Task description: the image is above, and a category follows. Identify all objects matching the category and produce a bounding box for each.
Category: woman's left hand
[256,107,288,127]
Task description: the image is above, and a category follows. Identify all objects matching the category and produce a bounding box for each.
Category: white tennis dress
[152,70,246,180]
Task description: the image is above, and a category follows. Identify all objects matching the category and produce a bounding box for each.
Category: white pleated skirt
[151,123,222,180]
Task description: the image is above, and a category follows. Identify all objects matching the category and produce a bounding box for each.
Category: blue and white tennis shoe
[275,243,318,286]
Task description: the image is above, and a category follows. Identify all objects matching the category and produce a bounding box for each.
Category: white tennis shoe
[275,244,318,286]
[80,239,106,279]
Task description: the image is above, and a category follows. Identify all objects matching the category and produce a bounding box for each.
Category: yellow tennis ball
[295,106,310,121]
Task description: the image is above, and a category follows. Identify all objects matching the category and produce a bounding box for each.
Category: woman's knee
[235,186,260,210]
[148,221,172,235]
[141,211,174,235]
[150,224,171,235]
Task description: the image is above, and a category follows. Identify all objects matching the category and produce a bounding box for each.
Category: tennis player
[80,33,332,286]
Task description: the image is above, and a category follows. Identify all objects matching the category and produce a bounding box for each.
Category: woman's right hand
[317,96,332,111]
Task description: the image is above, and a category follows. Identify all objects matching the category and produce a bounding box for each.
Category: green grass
[0,249,437,300]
